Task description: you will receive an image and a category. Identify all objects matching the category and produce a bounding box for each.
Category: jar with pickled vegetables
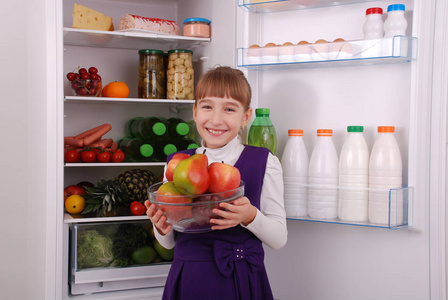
[167,49,194,100]
[138,49,166,99]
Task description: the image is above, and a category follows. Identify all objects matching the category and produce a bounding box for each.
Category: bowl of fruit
[67,66,102,97]
[148,153,245,233]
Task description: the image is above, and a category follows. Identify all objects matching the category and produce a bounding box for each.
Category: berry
[66,72,76,81]
[88,67,98,74]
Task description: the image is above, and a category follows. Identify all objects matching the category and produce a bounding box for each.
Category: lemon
[65,194,85,214]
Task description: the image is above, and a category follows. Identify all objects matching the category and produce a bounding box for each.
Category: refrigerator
[3,0,446,299]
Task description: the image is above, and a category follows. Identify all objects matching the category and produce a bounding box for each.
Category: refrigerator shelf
[63,27,210,50]
[238,36,417,70]
[64,96,195,105]
[286,186,413,230]
[64,162,166,167]
[64,213,150,224]
[238,0,379,13]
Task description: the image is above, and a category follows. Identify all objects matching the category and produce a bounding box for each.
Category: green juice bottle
[247,108,277,154]
[119,137,155,162]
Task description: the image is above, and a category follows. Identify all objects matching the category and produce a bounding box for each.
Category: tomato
[64,150,80,163]
[130,201,146,216]
[112,150,125,163]
[97,151,112,163]
[81,150,96,163]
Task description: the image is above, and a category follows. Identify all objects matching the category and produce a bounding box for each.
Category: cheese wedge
[72,3,114,31]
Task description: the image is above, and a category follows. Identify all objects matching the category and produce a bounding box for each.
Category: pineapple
[83,169,159,217]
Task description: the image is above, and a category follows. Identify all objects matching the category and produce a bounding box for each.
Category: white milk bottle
[384,4,407,38]
[338,126,370,222]
[362,7,384,58]
[308,129,338,220]
[281,129,309,217]
[369,126,403,225]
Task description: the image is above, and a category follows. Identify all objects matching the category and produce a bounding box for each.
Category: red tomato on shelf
[97,151,112,163]
[64,150,80,163]
[80,150,96,163]
[112,150,125,163]
[130,201,146,216]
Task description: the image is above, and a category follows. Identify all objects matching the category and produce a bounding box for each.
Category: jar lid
[168,49,193,54]
[138,49,164,55]
[140,144,154,157]
[255,108,270,115]
[347,126,364,132]
[366,7,383,15]
[387,4,405,12]
[184,18,211,24]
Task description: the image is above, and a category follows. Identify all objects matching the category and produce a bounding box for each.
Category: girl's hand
[210,197,257,230]
[144,200,173,235]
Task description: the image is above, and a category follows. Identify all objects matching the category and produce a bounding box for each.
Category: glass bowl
[148,181,245,233]
[70,79,102,97]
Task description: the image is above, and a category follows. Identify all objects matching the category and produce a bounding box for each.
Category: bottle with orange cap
[369,126,403,225]
[281,129,309,218]
[308,129,339,220]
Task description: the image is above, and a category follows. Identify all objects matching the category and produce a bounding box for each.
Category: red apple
[165,153,191,181]
[64,185,86,202]
[208,162,241,194]
[156,181,193,222]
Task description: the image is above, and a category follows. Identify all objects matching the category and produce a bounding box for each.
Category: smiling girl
[145,66,287,300]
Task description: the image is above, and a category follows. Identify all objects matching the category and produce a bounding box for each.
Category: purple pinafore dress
[162,145,274,300]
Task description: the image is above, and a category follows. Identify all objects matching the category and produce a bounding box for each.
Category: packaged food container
[183,18,211,38]
[167,49,194,100]
[138,49,166,99]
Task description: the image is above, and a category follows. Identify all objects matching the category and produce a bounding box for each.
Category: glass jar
[167,49,194,100]
[183,18,211,38]
[138,49,166,99]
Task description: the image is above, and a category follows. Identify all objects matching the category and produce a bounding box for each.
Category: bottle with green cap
[119,137,156,162]
[154,143,178,162]
[163,117,190,140]
[247,108,277,154]
[338,125,370,222]
[176,137,200,151]
[128,116,167,140]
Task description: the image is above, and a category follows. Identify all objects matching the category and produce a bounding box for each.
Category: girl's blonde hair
[195,66,251,110]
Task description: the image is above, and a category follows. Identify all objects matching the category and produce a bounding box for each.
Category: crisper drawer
[69,220,171,295]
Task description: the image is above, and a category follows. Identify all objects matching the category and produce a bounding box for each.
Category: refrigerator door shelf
[238,0,379,13]
[63,27,210,51]
[238,36,417,70]
[286,185,413,230]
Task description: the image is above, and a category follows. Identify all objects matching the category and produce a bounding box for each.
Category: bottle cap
[378,126,395,133]
[163,144,177,156]
[387,4,405,12]
[288,129,303,136]
[255,108,270,116]
[347,126,364,132]
[140,144,154,157]
[187,143,199,149]
[366,7,383,15]
[184,18,211,24]
[153,123,167,136]
[176,123,190,136]
[317,129,332,136]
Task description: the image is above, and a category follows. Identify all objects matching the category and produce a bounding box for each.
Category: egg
[311,39,329,61]
[328,38,353,60]
[247,44,262,64]
[294,40,311,62]
[262,42,279,63]
[279,42,295,62]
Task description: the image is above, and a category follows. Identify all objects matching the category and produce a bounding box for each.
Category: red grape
[88,67,98,74]
[66,72,76,81]
[71,81,80,90]
[81,72,90,80]
[79,68,88,75]
[89,88,97,95]
[90,73,99,80]
[77,87,88,95]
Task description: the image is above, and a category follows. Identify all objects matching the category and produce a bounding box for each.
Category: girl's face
[193,96,252,149]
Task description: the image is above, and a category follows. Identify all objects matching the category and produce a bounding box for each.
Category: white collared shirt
[155,136,287,250]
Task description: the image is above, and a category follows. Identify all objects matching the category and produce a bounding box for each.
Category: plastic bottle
[128,116,166,139]
[338,126,370,222]
[119,137,155,162]
[154,143,178,162]
[247,108,277,154]
[308,129,339,220]
[176,137,200,150]
[163,117,190,140]
[281,129,309,217]
[369,126,403,225]
[384,4,407,38]
[363,7,384,39]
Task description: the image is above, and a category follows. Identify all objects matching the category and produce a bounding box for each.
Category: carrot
[91,138,114,149]
[75,123,109,140]
[65,136,84,147]
[110,142,119,151]
[83,124,112,146]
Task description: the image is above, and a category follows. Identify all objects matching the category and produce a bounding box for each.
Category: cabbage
[77,229,114,269]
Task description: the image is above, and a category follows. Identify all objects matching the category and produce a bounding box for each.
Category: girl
[144,66,287,300]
